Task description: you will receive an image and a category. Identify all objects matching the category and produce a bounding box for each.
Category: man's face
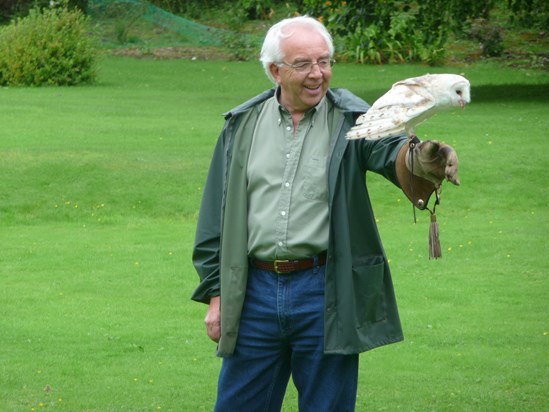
[269,26,332,115]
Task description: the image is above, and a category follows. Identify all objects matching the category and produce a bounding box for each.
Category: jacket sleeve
[191,129,226,304]
[359,134,407,184]
[360,134,435,209]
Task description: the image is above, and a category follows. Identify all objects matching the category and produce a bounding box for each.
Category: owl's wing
[346,84,437,140]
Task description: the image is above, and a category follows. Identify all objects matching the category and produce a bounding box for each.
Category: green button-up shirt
[247,94,330,260]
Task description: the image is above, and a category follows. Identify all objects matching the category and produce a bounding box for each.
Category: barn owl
[346,74,470,141]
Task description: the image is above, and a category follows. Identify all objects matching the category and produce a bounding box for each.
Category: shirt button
[278,241,283,246]
[286,153,290,159]
[286,126,291,131]
[285,182,290,187]
[280,211,286,216]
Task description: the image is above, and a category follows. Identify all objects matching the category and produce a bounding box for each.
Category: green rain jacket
[192,87,430,356]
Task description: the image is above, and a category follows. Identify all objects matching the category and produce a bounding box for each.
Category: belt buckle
[273,259,289,274]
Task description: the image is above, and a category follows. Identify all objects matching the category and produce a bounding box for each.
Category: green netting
[88,0,226,46]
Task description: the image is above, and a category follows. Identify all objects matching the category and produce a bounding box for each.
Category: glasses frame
[277,58,336,73]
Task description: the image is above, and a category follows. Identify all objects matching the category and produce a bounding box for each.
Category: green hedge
[0,5,96,86]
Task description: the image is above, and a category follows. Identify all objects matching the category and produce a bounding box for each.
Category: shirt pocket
[302,155,328,201]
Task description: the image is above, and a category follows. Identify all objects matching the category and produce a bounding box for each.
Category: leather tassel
[429,213,442,259]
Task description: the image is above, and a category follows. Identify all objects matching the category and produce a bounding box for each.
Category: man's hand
[205,296,221,343]
[407,140,460,187]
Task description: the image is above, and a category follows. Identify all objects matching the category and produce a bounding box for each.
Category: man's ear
[269,63,282,85]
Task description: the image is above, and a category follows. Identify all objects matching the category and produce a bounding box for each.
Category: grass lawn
[0,56,548,411]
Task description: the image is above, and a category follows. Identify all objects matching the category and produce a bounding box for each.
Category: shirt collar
[274,87,327,121]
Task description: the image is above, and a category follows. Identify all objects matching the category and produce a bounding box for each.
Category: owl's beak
[459,98,465,109]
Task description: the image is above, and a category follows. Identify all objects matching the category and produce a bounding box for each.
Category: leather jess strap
[250,252,327,274]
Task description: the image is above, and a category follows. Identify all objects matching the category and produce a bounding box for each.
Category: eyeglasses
[278,58,335,73]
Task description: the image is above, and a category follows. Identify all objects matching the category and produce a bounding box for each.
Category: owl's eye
[456,90,462,96]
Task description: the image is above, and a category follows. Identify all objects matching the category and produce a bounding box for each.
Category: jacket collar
[327,88,370,114]
[223,89,276,119]
[224,87,369,120]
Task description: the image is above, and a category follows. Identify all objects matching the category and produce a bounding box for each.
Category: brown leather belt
[249,252,327,274]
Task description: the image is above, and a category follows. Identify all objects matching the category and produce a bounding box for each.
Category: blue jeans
[215,264,359,412]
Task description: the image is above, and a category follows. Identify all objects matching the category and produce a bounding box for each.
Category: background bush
[300,0,545,65]
[0,4,96,86]
[301,0,493,65]
[469,18,505,57]
[0,0,89,22]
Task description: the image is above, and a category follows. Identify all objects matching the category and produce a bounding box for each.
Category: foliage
[302,1,443,64]
[220,31,261,61]
[469,18,505,57]
[300,0,545,65]
[0,3,96,86]
[150,0,291,20]
[0,0,88,22]
[443,0,493,34]
[508,0,549,29]
[301,0,500,65]
[239,0,274,20]
[212,4,262,61]
[148,0,204,19]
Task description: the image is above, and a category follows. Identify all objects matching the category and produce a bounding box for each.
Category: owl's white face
[432,74,470,108]
[451,79,471,108]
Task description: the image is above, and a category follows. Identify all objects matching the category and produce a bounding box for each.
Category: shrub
[0,0,89,23]
[469,18,505,57]
[0,4,96,86]
[239,0,274,20]
[508,0,549,30]
[304,1,447,65]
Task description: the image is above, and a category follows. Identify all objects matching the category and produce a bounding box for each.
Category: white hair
[259,16,334,84]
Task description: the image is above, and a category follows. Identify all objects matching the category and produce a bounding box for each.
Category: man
[192,16,459,411]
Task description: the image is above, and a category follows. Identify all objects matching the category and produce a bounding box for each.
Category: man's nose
[308,63,323,77]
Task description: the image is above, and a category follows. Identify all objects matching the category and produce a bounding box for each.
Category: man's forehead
[280,28,329,57]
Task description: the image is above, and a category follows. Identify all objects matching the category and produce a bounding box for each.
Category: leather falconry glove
[405,140,460,188]
[403,139,459,260]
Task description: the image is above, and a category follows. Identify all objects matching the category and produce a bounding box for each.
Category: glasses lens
[282,59,334,72]
[294,62,311,72]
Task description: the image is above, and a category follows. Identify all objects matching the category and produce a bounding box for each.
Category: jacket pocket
[302,156,328,201]
[352,256,387,327]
